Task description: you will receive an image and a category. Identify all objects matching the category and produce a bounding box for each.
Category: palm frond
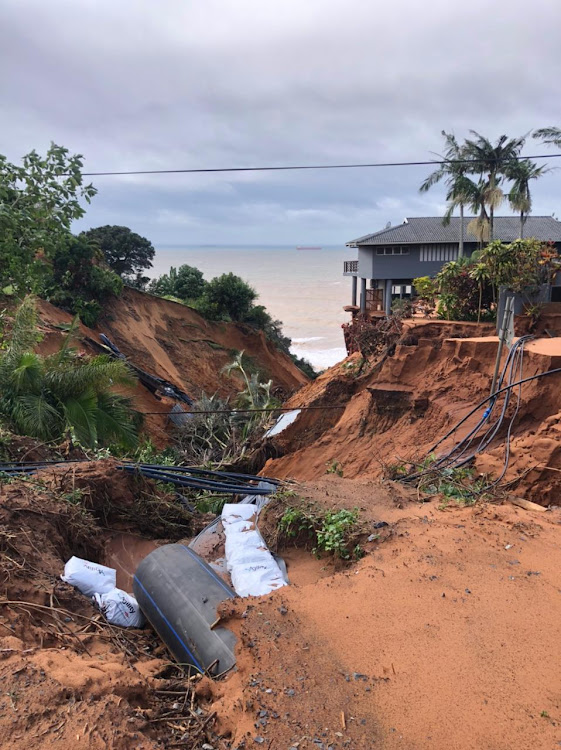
[95,392,138,448]
[467,217,490,243]
[10,394,62,440]
[63,390,98,447]
[44,355,135,397]
[47,315,81,367]
[10,352,43,394]
[532,127,561,146]
[0,297,43,381]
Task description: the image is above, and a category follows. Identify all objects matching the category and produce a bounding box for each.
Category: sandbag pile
[61,556,144,628]
[222,504,287,597]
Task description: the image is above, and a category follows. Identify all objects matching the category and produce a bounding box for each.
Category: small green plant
[278,503,362,560]
[133,437,178,465]
[391,298,413,318]
[540,711,550,719]
[279,506,315,538]
[62,488,85,505]
[384,460,410,480]
[419,465,486,506]
[194,493,229,515]
[326,460,344,477]
[315,509,360,559]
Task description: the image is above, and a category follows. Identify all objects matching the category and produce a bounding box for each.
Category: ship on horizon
[296,245,322,250]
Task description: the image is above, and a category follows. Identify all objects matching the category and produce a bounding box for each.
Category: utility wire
[79,153,561,177]
[138,405,345,415]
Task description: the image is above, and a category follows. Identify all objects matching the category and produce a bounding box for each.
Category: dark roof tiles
[347,216,561,246]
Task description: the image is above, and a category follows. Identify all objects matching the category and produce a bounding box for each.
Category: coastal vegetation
[0,142,314,379]
[0,297,138,449]
[413,238,561,322]
[149,265,316,377]
[420,130,551,244]
[80,224,155,289]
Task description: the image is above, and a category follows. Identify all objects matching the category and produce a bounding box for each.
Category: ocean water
[151,246,351,370]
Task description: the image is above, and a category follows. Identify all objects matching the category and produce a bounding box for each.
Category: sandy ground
[211,477,561,749]
[1,464,561,749]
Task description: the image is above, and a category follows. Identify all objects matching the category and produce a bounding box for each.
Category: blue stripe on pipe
[133,576,205,674]
[180,545,235,598]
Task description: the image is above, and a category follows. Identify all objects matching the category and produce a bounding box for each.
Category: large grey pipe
[133,544,237,675]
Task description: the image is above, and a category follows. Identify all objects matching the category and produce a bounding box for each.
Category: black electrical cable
[427,336,532,473]
[482,341,526,489]
[138,405,345,415]
[78,153,561,177]
[126,463,280,484]
[402,358,561,483]
[0,460,279,495]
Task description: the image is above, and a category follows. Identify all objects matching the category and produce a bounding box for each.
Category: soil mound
[35,288,308,446]
[263,320,561,504]
[0,461,216,749]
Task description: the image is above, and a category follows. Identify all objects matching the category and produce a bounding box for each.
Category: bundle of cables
[401,334,557,491]
[0,460,279,496]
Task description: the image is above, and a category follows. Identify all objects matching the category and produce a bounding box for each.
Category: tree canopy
[197,272,257,321]
[148,264,207,300]
[420,129,553,243]
[80,225,155,281]
[0,143,96,295]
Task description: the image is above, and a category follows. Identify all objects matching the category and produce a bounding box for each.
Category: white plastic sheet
[93,588,145,628]
[61,556,116,597]
[265,409,301,438]
[222,503,287,597]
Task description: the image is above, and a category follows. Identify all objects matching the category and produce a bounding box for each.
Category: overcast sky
[2,0,561,246]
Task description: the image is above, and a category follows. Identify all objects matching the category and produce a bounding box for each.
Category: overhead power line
[80,153,561,177]
[139,405,346,415]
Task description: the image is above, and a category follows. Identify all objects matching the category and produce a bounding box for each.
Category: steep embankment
[36,288,308,444]
[263,318,561,504]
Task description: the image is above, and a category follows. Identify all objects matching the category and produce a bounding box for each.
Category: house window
[420,244,459,262]
[376,246,410,255]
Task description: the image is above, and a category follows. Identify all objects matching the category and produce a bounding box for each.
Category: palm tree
[462,132,526,241]
[506,159,549,238]
[533,127,561,147]
[469,261,491,323]
[420,131,475,257]
[0,297,138,448]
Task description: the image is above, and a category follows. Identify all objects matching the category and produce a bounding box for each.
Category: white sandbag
[61,556,116,597]
[93,587,145,628]
[222,503,287,598]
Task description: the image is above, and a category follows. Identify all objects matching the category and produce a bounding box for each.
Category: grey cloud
[1,0,561,246]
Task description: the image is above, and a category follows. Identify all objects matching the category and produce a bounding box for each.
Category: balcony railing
[344,259,358,274]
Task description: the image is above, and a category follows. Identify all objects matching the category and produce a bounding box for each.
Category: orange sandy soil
[209,477,561,749]
[1,463,561,749]
[263,318,561,505]
[34,288,308,446]
[0,461,215,750]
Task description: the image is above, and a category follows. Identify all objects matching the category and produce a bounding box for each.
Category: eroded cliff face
[262,318,561,505]
[36,288,309,444]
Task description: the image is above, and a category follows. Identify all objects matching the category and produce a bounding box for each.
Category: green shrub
[0,298,137,449]
[44,234,123,326]
[148,264,207,301]
[278,502,363,560]
[198,272,257,321]
[0,144,96,296]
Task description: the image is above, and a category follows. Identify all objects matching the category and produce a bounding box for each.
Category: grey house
[344,216,561,315]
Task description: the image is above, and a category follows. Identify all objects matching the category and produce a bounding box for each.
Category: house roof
[346,216,561,246]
